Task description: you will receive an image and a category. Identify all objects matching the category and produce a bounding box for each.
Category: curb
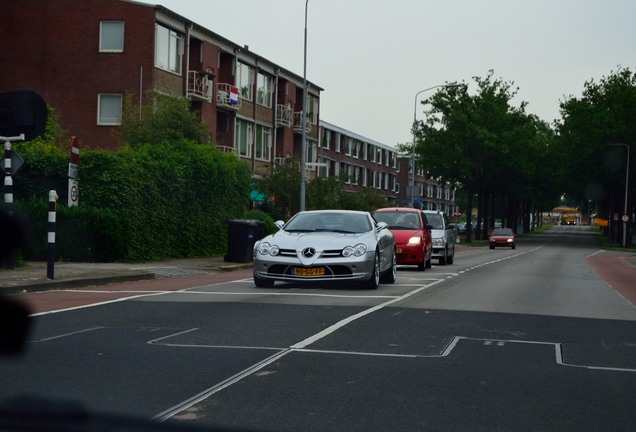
[2,272,156,295]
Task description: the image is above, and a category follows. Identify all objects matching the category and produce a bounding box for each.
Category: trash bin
[224,219,265,263]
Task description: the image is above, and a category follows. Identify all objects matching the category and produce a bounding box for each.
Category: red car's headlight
[407,236,422,246]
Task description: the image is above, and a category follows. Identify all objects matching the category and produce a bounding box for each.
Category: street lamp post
[410,83,460,208]
[607,143,631,247]
[299,0,309,212]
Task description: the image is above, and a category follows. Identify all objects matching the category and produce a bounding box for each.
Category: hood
[266,230,367,250]
[430,229,445,239]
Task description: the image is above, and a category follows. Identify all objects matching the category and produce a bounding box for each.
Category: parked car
[457,222,467,235]
[372,207,433,271]
[489,227,516,249]
[253,210,396,289]
[422,210,457,265]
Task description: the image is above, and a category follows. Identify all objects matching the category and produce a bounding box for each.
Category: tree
[557,66,636,243]
[256,158,301,220]
[119,92,210,147]
[414,71,559,240]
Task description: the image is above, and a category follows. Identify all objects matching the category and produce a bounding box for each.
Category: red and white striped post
[47,190,58,280]
[68,136,80,207]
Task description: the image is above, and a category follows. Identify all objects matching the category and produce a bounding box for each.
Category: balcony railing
[216,145,239,157]
[276,105,292,127]
[187,71,212,102]
[216,83,241,111]
[292,111,311,133]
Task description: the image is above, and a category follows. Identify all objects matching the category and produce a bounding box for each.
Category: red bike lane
[586,254,636,307]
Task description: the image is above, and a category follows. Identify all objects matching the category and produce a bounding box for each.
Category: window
[256,72,272,108]
[318,157,330,177]
[305,139,317,166]
[307,94,318,124]
[100,21,124,52]
[237,63,254,100]
[255,124,271,160]
[97,94,122,125]
[155,23,182,74]
[352,166,361,185]
[234,119,252,157]
[321,130,330,149]
[345,138,352,156]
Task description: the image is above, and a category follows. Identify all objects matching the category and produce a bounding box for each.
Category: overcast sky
[135,0,635,148]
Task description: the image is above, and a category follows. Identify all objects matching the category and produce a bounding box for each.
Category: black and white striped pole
[3,141,13,212]
[3,135,22,269]
[47,190,58,280]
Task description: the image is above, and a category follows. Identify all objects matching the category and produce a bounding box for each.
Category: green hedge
[12,141,252,262]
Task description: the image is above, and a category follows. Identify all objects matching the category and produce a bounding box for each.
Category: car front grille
[277,248,344,258]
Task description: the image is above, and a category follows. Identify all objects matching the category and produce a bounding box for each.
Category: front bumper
[490,240,514,247]
[395,244,423,265]
[431,245,447,258]
[253,252,376,283]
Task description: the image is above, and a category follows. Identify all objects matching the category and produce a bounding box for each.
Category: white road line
[152,348,293,422]
[32,326,105,342]
[30,291,176,316]
[290,279,446,349]
[182,290,397,299]
[457,336,636,373]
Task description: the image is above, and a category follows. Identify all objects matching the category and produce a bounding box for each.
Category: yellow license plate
[396,248,403,254]
[293,267,325,276]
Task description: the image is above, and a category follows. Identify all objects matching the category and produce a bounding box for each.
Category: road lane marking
[30,291,176,316]
[152,348,293,422]
[181,290,398,299]
[290,279,446,349]
[31,326,106,342]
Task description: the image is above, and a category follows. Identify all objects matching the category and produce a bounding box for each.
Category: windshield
[425,213,444,229]
[284,212,372,233]
[492,228,513,236]
[374,212,421,230]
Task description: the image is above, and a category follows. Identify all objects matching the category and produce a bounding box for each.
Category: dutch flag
[230,86,239,105]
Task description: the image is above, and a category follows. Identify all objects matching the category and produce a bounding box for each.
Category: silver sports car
[253,210,396,289]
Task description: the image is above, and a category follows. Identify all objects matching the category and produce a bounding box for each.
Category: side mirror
[274,220,285,230]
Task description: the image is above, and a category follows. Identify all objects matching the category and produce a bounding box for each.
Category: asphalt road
[1,225,636,431]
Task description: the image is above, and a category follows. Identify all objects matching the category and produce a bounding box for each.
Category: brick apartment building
[1,0,456,214]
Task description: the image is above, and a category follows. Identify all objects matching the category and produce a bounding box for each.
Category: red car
[373,208,433,271]
[489,228,516,249]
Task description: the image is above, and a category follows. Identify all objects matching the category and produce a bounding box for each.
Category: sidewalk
[0,257,253,295]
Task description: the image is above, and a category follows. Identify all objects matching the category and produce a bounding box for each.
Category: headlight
[432,238,445,247]
[407,237,421,246]
[343,243,367,257]
[257,242,279,256]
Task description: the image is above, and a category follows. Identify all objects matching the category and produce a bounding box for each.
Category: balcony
[216,145,239,157]
[216,83,241,111]
[292,111,311,133]
[187,71,212,102]
[276,105,292,127]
